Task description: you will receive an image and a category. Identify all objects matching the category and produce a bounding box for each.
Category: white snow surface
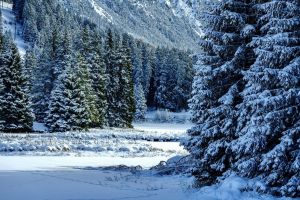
[0,156,170,170]
[0,122,293,200]
[1,3,27,57]
[0,169,293,200]
[89,0,113,23]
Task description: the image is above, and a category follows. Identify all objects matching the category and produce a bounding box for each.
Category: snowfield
[0,122,294,200]
[0,168,293,200]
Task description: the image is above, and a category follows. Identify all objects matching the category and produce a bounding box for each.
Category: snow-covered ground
[0,169,293,200]
[0,127,188,157]
[1,2,27,56]
[0,121,294,199]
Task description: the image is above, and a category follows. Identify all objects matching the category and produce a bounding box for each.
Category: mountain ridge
[59,0,201,51]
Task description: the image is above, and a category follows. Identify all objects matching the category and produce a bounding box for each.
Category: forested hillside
[0,0,194,132]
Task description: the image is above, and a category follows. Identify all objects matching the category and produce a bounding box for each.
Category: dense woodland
[0,0,194,132]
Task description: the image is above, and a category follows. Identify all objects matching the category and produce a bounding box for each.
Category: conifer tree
[232,0,300,197]
[0,34,34,132]
[64,62,91,131]
[46,31,73,132]
[175,51,194,110]
[134,83,147,120]
[46,73,69,132]
[141,43,152,96]
[31,26,63,122]
[154,48,168,109]
[23,49,37,94]
[81,27,107,127]
[130,40,148,119]
[184,0,256,185]
[76,53,99,128]
[31,46,53,122]
[104,29,119,127]
[118,34,135,127]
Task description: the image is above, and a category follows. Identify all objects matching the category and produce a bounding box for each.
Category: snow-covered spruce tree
[141,43,152,97]
[46,31,73,132]
[116,34,135,127]
[134,83,147,121]
[184,0,256,185]
[104,29,120,127]
[22,1,38,44]
[130,39,147,119]
[174,50,194,111]
[154,48,168,109]
[76,53,99,128]
[31,26,64,122]
[0,34,34,132]
[31,46,53,122]
[81,27,107,128]
[65,68,90,130]
[145,49,157,108]
[46,72,70,132]
[23,48,37,94]
[231,0,300,197]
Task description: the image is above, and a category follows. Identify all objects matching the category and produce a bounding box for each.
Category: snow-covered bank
[133,122,192,134]
[1,2,27,57]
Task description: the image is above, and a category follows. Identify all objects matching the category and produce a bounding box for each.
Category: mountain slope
[60,0,201,51]
[1,2,26,56]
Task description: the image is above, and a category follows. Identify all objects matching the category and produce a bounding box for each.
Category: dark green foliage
[0,34,33,132]
[81,27,107,128]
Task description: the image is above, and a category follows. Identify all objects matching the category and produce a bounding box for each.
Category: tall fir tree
[184,0,256,186]
[134,83,147,121]
[76,53,99,128]
[23,48,37,95]
[0,34,34,132]
[64,61,91,131]
[31,26,63,122]
[130,39,147,118]
[46,31,73,132]
[118,34,135,127]
[232,0,300,197]
[104,29,120,127]
[81,27,107,128]
[46,72,70,132]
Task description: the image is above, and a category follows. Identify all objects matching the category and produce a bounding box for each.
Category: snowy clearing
[1,3,27,57]
[0,116,294,200]
[0,123,294,200]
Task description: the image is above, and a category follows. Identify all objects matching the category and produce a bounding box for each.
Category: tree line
[0,0,194,132]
